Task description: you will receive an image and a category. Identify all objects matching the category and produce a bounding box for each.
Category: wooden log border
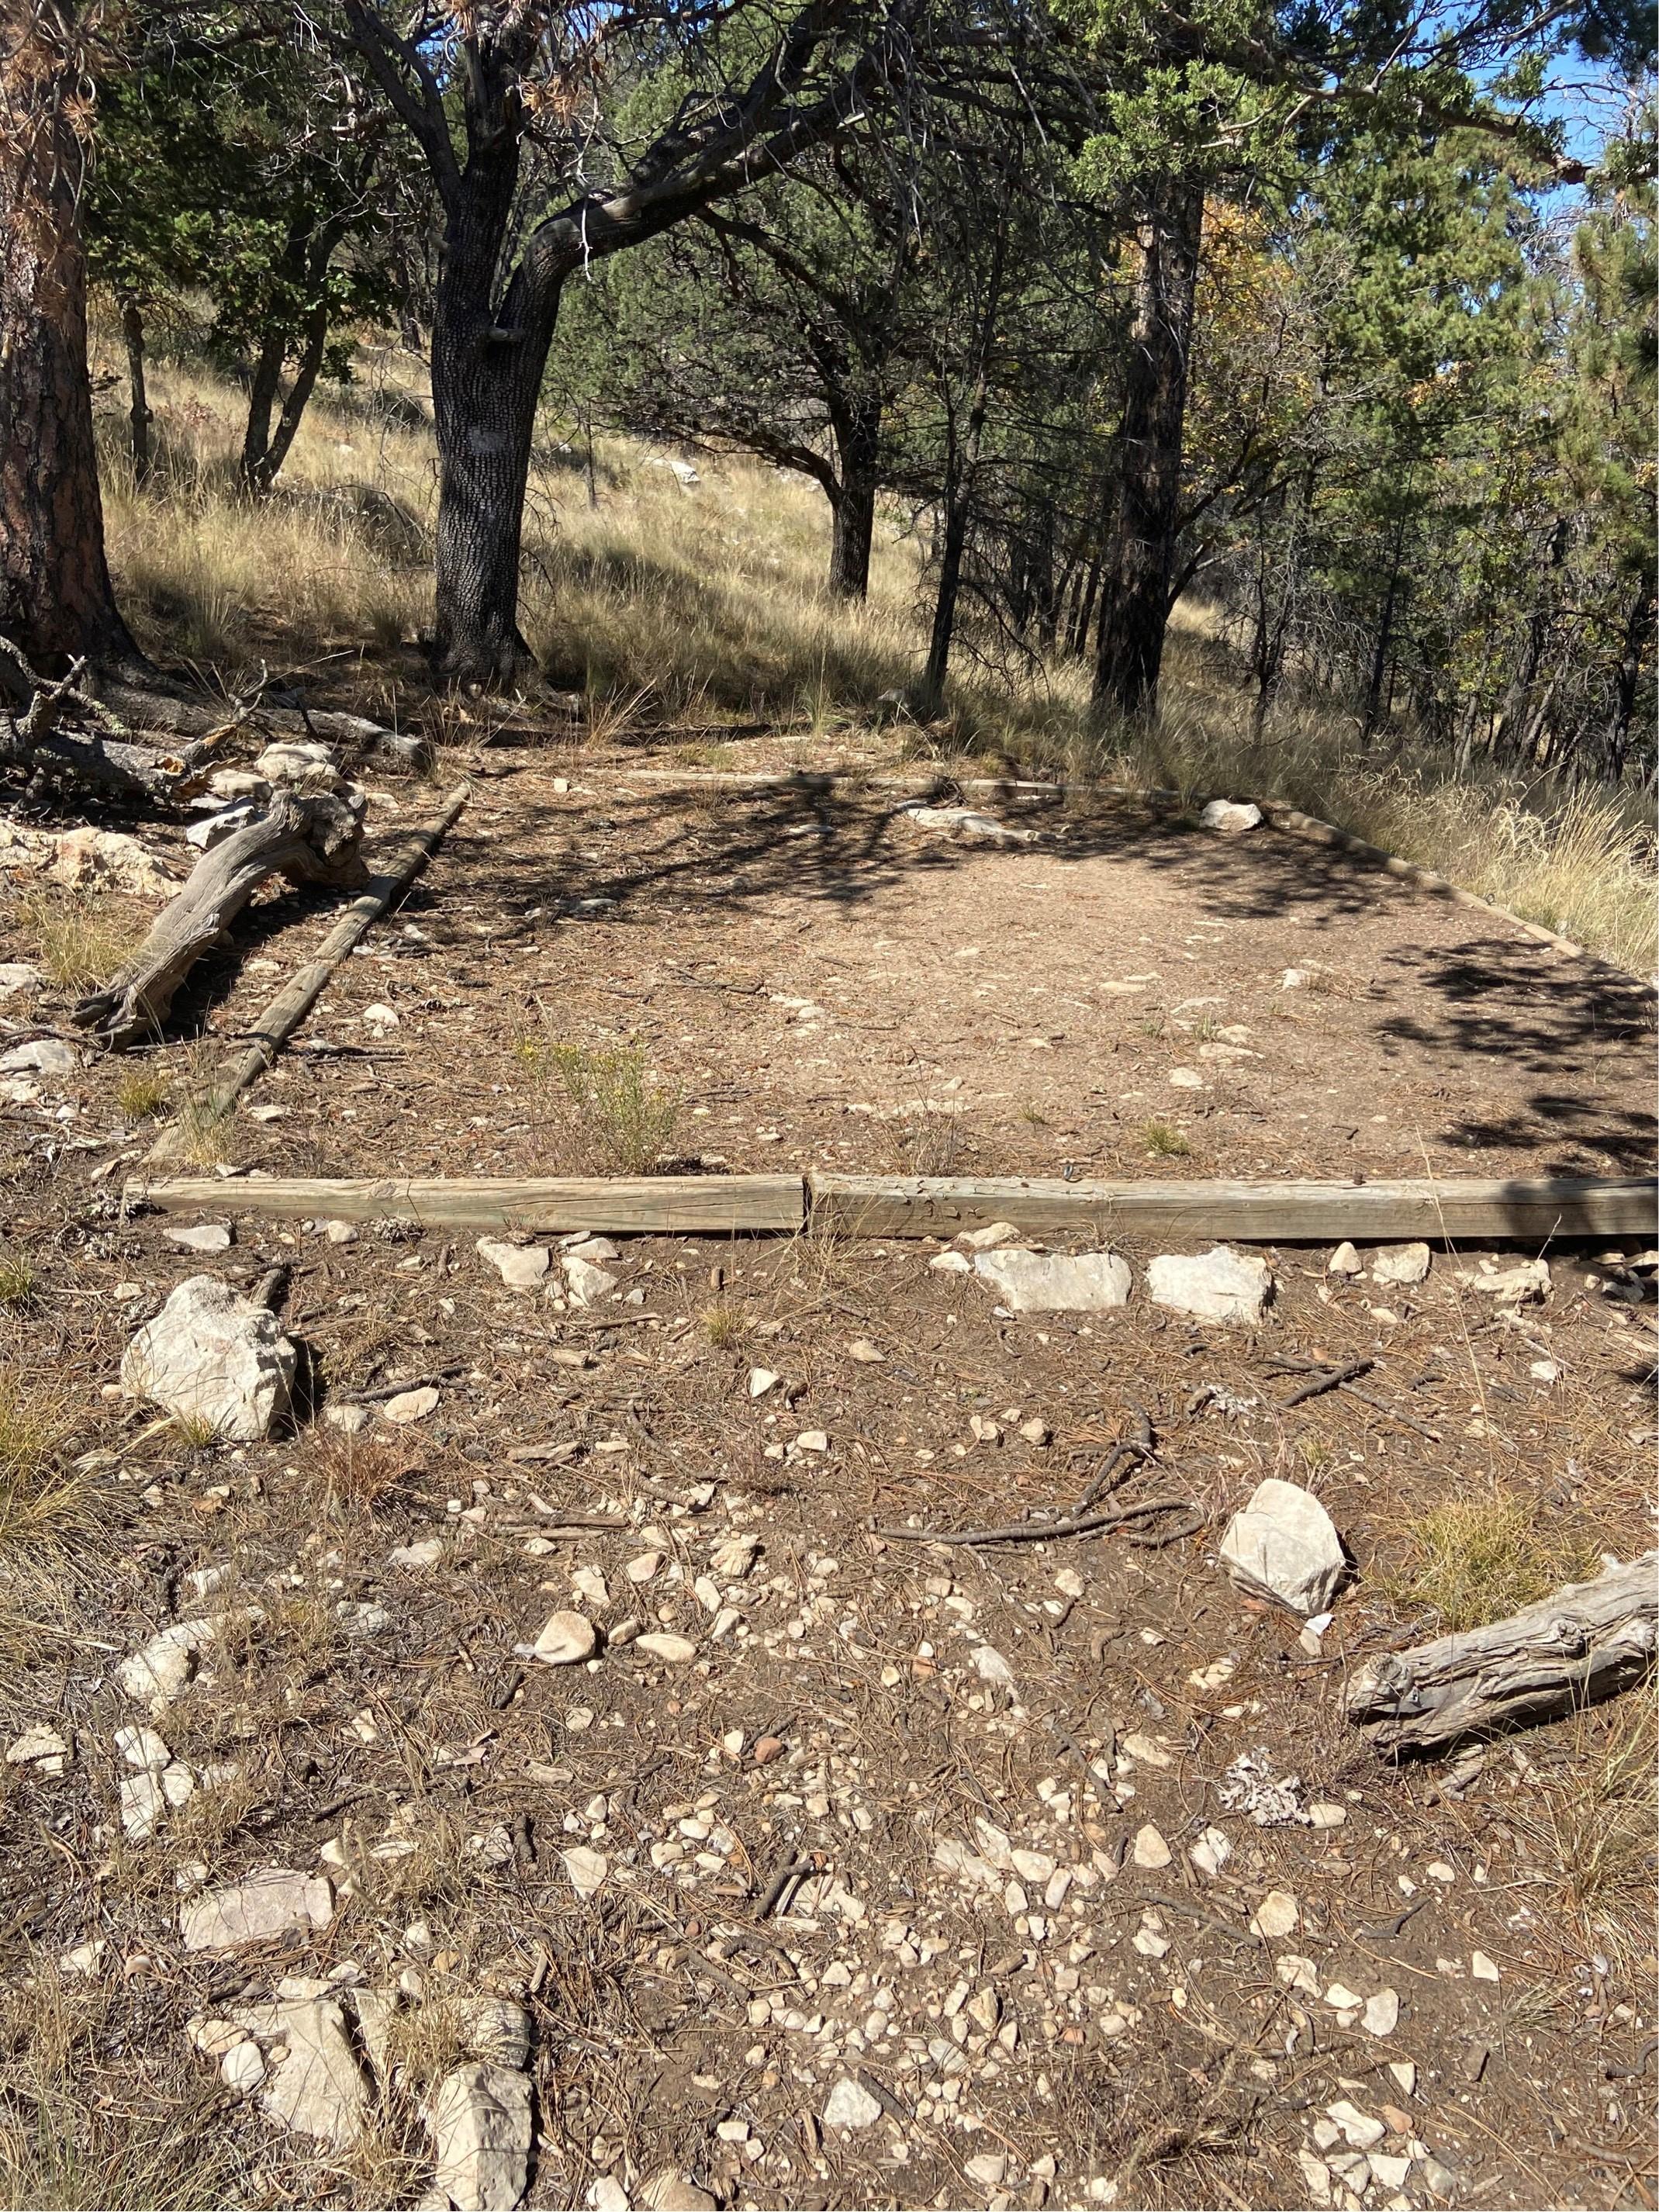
[126,1168,1657,1245]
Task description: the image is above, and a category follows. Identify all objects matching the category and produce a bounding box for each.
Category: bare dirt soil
[1,732,1654,2212]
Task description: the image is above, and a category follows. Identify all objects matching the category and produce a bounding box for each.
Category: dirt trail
[1,739,1654,2211]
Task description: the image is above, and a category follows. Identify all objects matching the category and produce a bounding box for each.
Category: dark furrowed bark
[827,397,881,599]
[0,5,143,672]
[122,299,153,486]
[1092,180,1202,721]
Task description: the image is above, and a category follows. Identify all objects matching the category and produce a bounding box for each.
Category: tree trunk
[122,299,153,486]
[1605,580,1653,781]
[827,397,880,600]
[1092,181,1203,721]
[240,330,288,492]
[0,2,141,671]
[256,296,330,492]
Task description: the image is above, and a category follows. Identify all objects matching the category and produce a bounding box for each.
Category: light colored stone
[635,1632,698,1664]
[562,1845,607,1899]
[958,1221,1022,1249]
[181,1868,333,1951]
[121,1275,296,1442]
[973,1643,1014,1685]
[325,1403,372,1435]
[115,1616,220,1703]
[1190,1827,1231,1878]
[900,804,1035,845]
[748,1367,780,1398]
[46,826,177,896]
[256,739,344,790]
[823,2075,884,2130]
[0,963,43,1002]
[220,2037,268,2093]
[792,1428,829,1453]
[425,2062,532,2212]
[526,1611,597,1666]
[1131,1823,1171,1870]
[476,1239,551,1289]
[1251,1890,1299,1939]
[1219,1478,1345,1615]
[965,2152,1008,2189]
[589,2181,631,2212]
[1471,1950,1499,1982]
[973,1247,1131,1313]
[848,1338,884,1362]
[163,1222,233,1254]
[6,1723,67,1771]
[1363,1989,1401,2037]
[1199,799,1262,834]
[382,1384,441,1425]
[1325,2100,1387,2152]
[389,1537,445,1568]
[1460,1257,1550,1304]
[0,1037,78,1077]
[115,1723,171,1771]
[638,2173,717,2212]
[1328,1242,1363,1275]
[322,1218,359,1245]
[120,1769,171,1840]
[929,1249,971,1274]
[1370,1242,1430,1285]
[1147,1246,1272,1323]
[563,1253,617,1305]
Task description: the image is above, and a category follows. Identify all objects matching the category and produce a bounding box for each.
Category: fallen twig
[755,1858,815,1920]
[1276,1357,1374,1408]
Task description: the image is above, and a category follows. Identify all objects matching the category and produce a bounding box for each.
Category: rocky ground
[0,725,1654,2212]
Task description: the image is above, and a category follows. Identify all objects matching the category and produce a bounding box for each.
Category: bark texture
[0,1,140,669]
[1093,181,1203,721]
[1345,1553,1658,1753]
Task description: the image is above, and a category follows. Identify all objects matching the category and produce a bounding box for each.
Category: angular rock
[120,1275,295,1442]
[0,963,43,1002]
[179,1868,334,1951]
[325,1403,372,1435]
[973,1247,1132,1313]
[638,2174,717,2212]
[1148,1246,1272,1323]
[220,2038,268,2094]
[46,826,177,896]
[1460,1257,1550,1305]
[425,2061,532,2212]
[929,1249,971,1274]
[1371,1242,1430,1285]
[163,1222,233,1254]
[0,1036,78,1077]
[1251,1890,1299,1938]
[1131,1823,1171,1870]
[1327,1242,1363,1276]
[1363,1988,1401,2037]
[6,1723,68,1773]
[115,1616,220,1703]
[748,1367,780,1398]
[563,1253,617,1306]
[562,1845,607,1899]
[524,1610,597,1665]
[233,1992,368,2148]
[1199,799,1263,834]
[823,2074,884,2130]
[476,1239,550,1289]
[1219,1478,1346,1614]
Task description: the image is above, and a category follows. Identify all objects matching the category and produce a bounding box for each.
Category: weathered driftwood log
[1345,1553,1658,1753]
[92,673,423,765]
[73,791,366,1049]
[0,638,212,803]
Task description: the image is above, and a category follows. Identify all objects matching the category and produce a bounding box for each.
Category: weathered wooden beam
[807,1172,1658,1243]
[1345,1554,1658,1753]
[128,1173,809,1235]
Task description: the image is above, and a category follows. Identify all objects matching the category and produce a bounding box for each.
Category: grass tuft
[1140,1119,1193,1160]
[0,1368,94,1558]
[11,887,142,994]
[114,1065,171,1121]
[517,1036,681,1173]
[702,1301,741,1350]
[0,1249,37,1309]
[1379,1493,1602,1633]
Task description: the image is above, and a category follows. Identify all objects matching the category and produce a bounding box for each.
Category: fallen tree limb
[146,782,470,1159]
[1344,1553,1659,1753]
[74,791,365,1049]
[91,672,422,763]
[1,636,215,804]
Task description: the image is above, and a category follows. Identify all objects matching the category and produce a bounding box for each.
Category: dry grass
[1378,1493,1602,1633]
[0,1250,36,1309]
[113,1064,171,1121]
[1519,1685,1658,1967]
[0,1968,240,2211]
[0,1367,96,1558]
[89,327,1657,974]
[516,1036,681,1173]
[1140,1119,1193,1159]
[9,885,143,993]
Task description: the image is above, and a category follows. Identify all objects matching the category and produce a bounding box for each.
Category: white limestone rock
[180,1868,334,1951]
[424,2061,533,2212]
[1199,799,1263,834]
[120,1275,295,1441]
[0,963,43,1003]
[1148,1246,1273,1324]
[823,2075,884,2130]
[563,1253,617,1306]
[972,1247,1132,1313]
[0,1036,78,1077]
[476,1239,551,1289]
[231,1991,368,2148]
[1370,1242,1430,1285]
[1219,1478,1346,1615]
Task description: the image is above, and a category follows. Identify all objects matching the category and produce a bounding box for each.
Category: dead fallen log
[1345,1553,1658,1754]
[807,1171,1658,1243]
[73,790,365,1049]
[126,1172,810,1234]
[0,636,213,803]
[92,672,423,765]
[146,783,470,1161]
